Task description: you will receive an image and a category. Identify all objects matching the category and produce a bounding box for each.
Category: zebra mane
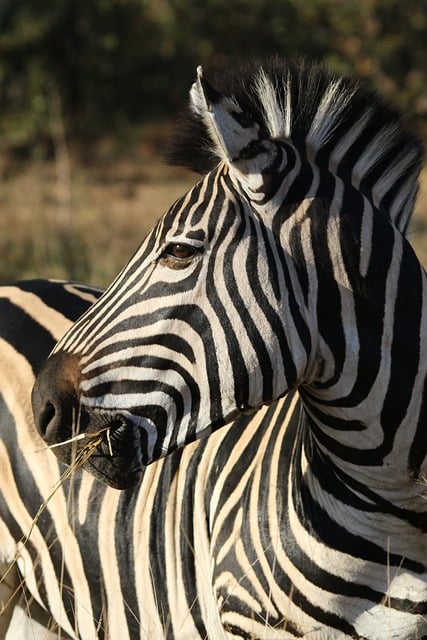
[167,57,423,233]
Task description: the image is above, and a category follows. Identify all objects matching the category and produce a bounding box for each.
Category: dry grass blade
[26,429,108,541]
[34,426,114,455]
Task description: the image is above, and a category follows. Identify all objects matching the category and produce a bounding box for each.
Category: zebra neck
[287,195,427,504]
[291,408,427,564]
[299,350,427,512]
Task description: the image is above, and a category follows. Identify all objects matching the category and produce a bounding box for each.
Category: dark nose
[32,350,82,445]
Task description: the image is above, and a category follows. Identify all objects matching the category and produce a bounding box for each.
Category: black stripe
[15,280,101,319]
[0,298,56,374]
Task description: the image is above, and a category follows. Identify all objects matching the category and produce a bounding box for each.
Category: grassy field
[0,143,197,287]
[0,149,426,289]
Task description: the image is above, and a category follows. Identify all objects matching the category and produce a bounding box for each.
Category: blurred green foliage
[0,0,426,157]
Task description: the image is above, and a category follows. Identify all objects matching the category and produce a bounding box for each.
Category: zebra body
[2,58,427,638]
[0,281,102,638]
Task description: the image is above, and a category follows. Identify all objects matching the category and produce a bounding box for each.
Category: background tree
[0,0,425,157]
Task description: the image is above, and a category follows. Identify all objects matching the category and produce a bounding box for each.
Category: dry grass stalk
[0,427,110,627]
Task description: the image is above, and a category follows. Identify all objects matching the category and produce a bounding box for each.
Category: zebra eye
[165,243,197,260]
[160,242,201,268]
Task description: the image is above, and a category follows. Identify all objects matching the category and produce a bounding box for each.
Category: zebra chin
[31,350,144,490]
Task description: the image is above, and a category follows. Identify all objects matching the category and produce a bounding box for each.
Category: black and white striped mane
[168,57,423,234]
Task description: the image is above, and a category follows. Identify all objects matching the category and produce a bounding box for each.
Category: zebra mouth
[52,412,144,490]
[81,416,144,489]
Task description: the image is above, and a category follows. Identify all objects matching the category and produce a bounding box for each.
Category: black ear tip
[197,67,223,106]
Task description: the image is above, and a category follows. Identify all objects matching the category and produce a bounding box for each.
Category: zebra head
[32,59,423,489]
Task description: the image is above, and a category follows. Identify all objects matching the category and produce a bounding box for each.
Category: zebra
[1,57,425,639]
[0,280,102,638]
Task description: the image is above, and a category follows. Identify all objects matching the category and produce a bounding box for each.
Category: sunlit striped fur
[0,281,102,638]
[2,58,427,638]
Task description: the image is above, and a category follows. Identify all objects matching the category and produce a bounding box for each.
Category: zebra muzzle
[32,350,83,445]
[32,350,143,489]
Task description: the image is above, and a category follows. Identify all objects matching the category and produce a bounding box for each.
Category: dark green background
[0,0,425,156]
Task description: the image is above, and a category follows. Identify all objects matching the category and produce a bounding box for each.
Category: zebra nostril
[37,401,56,437]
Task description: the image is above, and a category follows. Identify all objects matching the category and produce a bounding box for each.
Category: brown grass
[0,144,197,287]
[0,148,426,289]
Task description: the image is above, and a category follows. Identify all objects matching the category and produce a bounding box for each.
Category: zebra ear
[190,66,274,176]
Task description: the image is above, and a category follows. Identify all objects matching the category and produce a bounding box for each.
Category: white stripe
[98,490,130,640]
